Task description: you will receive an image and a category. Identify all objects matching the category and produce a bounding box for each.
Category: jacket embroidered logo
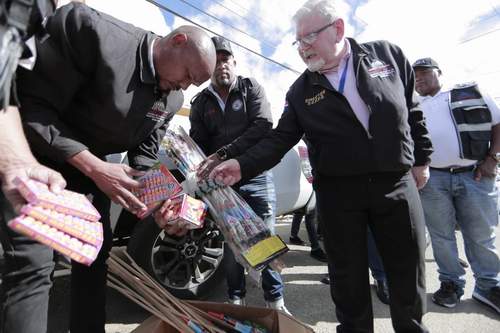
[368,60,395,78]
[305,90,326,106]
[146,98,170,122]
[232,99,243,111]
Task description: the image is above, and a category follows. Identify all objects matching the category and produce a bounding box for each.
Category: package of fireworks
[13,177,101,221]
[7,177,103,266]
[160,193,207,230]
[20,204,103,247]
[9,215,101,265]
[132,162,183,219]
[161,125,288,273]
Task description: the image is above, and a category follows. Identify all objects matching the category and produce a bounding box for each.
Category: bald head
[154,25,216,92]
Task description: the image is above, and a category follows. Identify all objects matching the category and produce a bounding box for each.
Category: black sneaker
[472,286,500,315]
[310,248,328,262]
[374,279,390,305]
[432,281,463,308]
[289,235,305,245]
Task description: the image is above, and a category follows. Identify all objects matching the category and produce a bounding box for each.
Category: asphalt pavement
[47,215,500,333]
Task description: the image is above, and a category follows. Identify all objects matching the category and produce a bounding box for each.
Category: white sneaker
[266,298,292,316]
[228,297,246,306]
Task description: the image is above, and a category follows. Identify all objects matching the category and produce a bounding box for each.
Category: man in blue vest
[414,57,500,314]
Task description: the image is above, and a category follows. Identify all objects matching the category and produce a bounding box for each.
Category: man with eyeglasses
[210,0,432,331]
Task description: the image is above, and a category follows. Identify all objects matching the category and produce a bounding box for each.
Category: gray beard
[306,58,326,72]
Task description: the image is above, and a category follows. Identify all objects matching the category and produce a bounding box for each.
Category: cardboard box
[132,301,313,333]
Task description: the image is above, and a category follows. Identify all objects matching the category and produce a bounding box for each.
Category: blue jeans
[290,208,321,250]
[225,171,284,301]
[420,169,500,293]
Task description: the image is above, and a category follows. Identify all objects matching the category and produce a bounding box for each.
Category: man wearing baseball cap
[186,36,289,313]
[413,57,500,314]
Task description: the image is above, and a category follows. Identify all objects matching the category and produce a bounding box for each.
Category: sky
[78,0,500,122]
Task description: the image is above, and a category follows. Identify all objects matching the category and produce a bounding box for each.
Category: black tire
[127,215,226,299]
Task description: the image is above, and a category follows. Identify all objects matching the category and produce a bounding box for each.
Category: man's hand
[1,163,66,213]
[209,159,242,186]
[474,157,497,181]
[152,199,189,237]
[411,165,430,189]
[196,153,223,180]
[89,162,147,215]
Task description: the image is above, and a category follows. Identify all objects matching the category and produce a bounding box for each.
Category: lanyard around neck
[338,56,350,94]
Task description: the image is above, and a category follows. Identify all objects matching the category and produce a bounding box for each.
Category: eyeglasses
[292,22,335,48]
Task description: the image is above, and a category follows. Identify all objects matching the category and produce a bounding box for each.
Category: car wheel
[126,216,226,299]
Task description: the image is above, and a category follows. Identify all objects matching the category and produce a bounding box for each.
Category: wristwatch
[488,152,500,163]
[215,147,229,161]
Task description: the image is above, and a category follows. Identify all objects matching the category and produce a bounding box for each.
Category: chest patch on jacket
[368,60,395,78]
[146,98,171,122]
[232,99,243,111]
[305,90,326,106]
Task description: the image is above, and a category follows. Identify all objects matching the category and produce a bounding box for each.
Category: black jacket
[189,76,273,158]
[16,3,183,170]
[237,38,433,180]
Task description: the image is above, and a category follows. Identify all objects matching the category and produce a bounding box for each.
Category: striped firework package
[132,162,183,219]
[8,177,104,266]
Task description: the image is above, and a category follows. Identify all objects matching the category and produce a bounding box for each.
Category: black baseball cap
[412,57,440,70]
[212,36,233,56]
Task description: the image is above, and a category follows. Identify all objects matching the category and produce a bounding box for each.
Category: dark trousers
[315,171,428,333]
[0,167,113,333]
[367,227,386,282]
[290,207,321,250]
[225,172,284,301]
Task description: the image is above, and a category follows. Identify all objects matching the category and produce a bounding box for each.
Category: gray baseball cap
[212,36,233,56]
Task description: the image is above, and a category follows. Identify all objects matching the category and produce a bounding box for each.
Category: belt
[430,165,475,174]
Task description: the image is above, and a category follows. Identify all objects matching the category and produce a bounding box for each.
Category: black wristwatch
[215,147,229,161]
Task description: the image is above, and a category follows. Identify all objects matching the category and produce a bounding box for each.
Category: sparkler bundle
[108,250,271,333]
[161,125,288,275]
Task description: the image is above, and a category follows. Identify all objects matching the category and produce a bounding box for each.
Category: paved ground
[48,215,500,332]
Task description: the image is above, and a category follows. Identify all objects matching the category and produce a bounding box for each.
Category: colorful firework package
[161,125,288,275]
[7,177,103,265]
[158,193,207,230]
[131,162,183,219]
